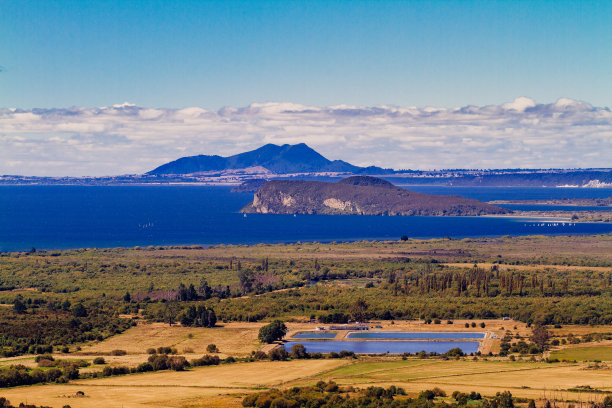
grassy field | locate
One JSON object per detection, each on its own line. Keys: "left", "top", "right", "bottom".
{"left": 80, "top": 322, "right": 263, "bottom": 357}
{"left": 550, "top": 345, "right": 612, "bottom": 361}
{"left": 0, "top": 359, "right": 348, "bottom": 408}
{"left": 2, "top": 357, "right": 611, "bottom": 408}
{"left": 443, "top": 262, "right": 612, "bottom": 273}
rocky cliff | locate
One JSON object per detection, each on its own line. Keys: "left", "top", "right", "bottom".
{"left": 241, "top": 176, "right": 512, "bottom": 216}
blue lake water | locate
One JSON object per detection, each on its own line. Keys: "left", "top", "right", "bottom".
{"left": 0, "top": 185, "right": 611, "bottom": 252}
{"left": 283, "top": 340, "right": 479, "bottom": 354}
{"left": 292, "top": 332, "right": 338, "bottom": 339}
{"left": 346, "top": 332, "right": 485, "bottom": 340}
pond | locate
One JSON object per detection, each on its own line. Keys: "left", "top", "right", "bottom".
{"left": 346, "top": 332, "right": 485, "bottom": 340}
{"left": 283, "top": 340, "right": 479, "bottom": 354}
{"left": 291, "top": 332, "right": 338, "bottom": 339}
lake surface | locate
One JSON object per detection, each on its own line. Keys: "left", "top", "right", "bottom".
{"left": 346, "top": 332, "right": 485, "bottom": 340}
{"left": 292, "top": 332, "right": 337, "bottom": 339}
{"left": 1, "top": 185, "right": 611, "bottom": 252}
{"left": 283, "top": 340, "right": 479, "bottom": 354}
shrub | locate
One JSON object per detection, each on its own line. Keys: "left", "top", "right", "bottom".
{"left": 37, "top": 359, "right": 55, "bottom": 368}
{"left": 290, "top": 344, "right": 308, "bottom": 359}
{"left": 445, "top": 347, "right": 464, "bottom": 357}
{"left": 324, "top": 381, "right": 339, "bottom": 392}
{"left": 191, "top": 355, "right": 220, "bottom": 367}
{"left": 148, "top": 354, "right": 170, "bottom": 370}
{"left": 168, "top": 356, "right": 189, "bottom": 371}
{"left": 268, "top": 347, "right": 289, "bottom": 361}
{"left": 110, "top": 349, "right": 126, "bottom": 356}
{"left": 62, "top": 364, "right": 80, "bottom": 380}
{"left": 35, "top": 355, "right": 54, "bottom": 363}
{"left": 432, "top": 387, "right": 447, "bottom": 397}
{"left": 102, "top": 366, "right": 129, "bottom": 376}
{"left": 456, "top": 392, "right": 469, "bottom": 405}
{"left": 419, "top": 390, "right": 436, "bottom": 400}
{"left": 206, "top": 344, "right": 219, "bottom": 353}
{"left": 135, "top": 362, "right": 154, "bottom": 372}
{"left": 338, "top": 350, "right": 356, "bottom": 358}
{"left": 92, "top": 357, "right": 105, "bottom": 365}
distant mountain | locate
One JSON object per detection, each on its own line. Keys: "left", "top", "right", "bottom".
{"left": 241, "top": 176, "right": 511, "bottom": 216}
{"left": 147, "top": 143, "right": 388, "bottom": 175}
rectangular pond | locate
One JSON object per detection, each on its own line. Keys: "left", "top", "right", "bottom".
{"left": 346, "top": 332, "right": 485, "bottom": 340}
{"left": 283, "top": 340, "right": 479, "bottom": 354}
{"left": 291, "top": 332, "right": 338, "bottom": 339}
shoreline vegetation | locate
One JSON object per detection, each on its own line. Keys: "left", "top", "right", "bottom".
{"left": 488, "top": 210, "right": 612, "bottom": 224}
{"left": 496, "top": 211, "right": 612, "bottom": 223}
{"left": 489, "top": 198, "right": 612, "bottom": 206}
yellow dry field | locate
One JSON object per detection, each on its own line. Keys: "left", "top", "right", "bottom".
{"left": 0, "top": 359, "right": 348, "bottom": 408}
{"left": 361, "top": 318, "right": 529, "bottom": 336}
{"left": 80, "top": 322, "right": 264, "bottom": 357}
{"left": 549, "top": 325, "right": 612, "bottom": 336}
{"left": 155, "top": 234, "right": 612, "bottom": 262}
{"left": 442, "top": 262, "right": 612, "bottom": 273}
{"left": 3, "top": 357, "right": 612, "bottom": 407}
{"left": 309, "top": 359, "right": 612, "bottom": 400}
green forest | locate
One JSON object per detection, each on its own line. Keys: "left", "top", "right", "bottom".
{"left": 1, "top": 235, "right": 611, "bottom": 358}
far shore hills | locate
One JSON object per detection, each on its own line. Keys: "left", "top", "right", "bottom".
{"left": 1, "top": 143, "right": 611, "bottom": 188}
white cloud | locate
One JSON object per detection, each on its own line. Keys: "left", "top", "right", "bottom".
{"left": 0, "top": 98, "right": 611, "bottom": 176}
{"left": 502, "top": 97, "right": 536, "bottom": 112}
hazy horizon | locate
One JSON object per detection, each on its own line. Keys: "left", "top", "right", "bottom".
{"left": 1, "top": 97, "right": 611, "bottom": 176}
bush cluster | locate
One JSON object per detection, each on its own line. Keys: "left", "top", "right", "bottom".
{"left": 242, "top": 382, "right": 508, "bottom": 408}
{"left": 0, "top": 363, "right": 79, "bottom": 388}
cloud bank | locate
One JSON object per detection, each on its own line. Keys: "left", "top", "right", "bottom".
{"left": 1, "top": 97, "right": 611, "bottom": 176}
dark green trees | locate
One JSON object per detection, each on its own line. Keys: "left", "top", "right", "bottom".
{"left": 12, "top": 296, "right": 26, "bottom": 314}
{"left": 258, "top": 320, "right": 287, "bottom": 343}
{"left": 180, "top": 305, "right": 217, "bottom": 327}
{"left": 351, "top": 298, "right": 368, "bottom": 322}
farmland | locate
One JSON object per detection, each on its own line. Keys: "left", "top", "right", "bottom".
{"left": 0, "top": 234, "right": 611, "bottom": 407}
{"left": 1, "top": 355, "right": 611, "bottom": 407}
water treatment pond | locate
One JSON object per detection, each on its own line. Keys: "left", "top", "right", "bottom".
{"left": 346, "top": 332, "right": 485, "bottom": 340}
{"left": 283, "top": 340, "right": 479, "bottom": 354}
{"left": 291, "top": 332, "right": 338, "bottom": 339}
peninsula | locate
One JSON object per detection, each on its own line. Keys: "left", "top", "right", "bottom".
{"left": 241, "top": 176, "right": 511, "bottom": 216}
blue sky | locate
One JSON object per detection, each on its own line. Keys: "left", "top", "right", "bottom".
{"left": 1, "top": 0, "right": 611, "bottom": 109}
{"left": 1, "top": 1, "right": 611, "bottom": 175}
